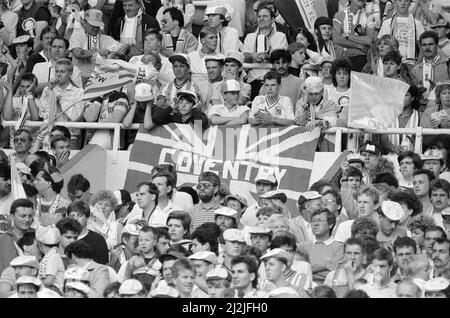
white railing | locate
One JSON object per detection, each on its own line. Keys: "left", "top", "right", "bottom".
{"left": 3, "top": 121, "right": 446, "bottom": 159}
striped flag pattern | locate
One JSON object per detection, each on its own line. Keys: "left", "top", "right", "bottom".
{"left": 83, "top": 69, "right": 136, "bottom": 102}
{"left": 124, "top": 123, "right": 321, "bottom": 215}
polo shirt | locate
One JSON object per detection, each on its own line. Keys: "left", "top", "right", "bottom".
{"left": 188, "top": 201, "right": 221, "bottom": 232}
{"left": 249, "top": 95, "right": 295, "bottom": 120}
{"left": 148, "top": 200, "right": 181, "bottom": 227}
{"left": 333, "top": 219, "right": 354, "bottom": 243}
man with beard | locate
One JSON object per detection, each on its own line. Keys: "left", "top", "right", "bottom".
{"left": 429, "top": 179, "right": 450, "bottom": 229}
{"left": 0, "top": 165, "right": 13, "bottom": 215}
{"left": 188, "top": 172, "right": 221, "bottom": 232}
{"left": 376, "top": 201, "right": 407, "bottom": 251}
{"left": 241, "top": 171, "right": 278, "bottom": 227}
{"left": 0, "top": 199, "right": 35, "bottom": 274}
{"left": 259, "top": 49, "right": 303, "bottom": 106}
{"left": 431, "top": 238, "right": 450, "bottom": 278}
{"left": 411, "top": 31, "right": 450, "bottom": 92}
{"left": 391, "top": 237, "right": 417, "bottom": 282}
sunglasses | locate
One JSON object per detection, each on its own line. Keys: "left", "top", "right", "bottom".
{"left": 13, "top": 137, "right": 29, "bottom": 143}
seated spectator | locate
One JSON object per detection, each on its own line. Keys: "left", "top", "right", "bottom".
{"left": 378, "top": 0, "right": 424, "bottom": 64}
{"left": 164, "top": 88, "right": 208, "bottom": 129}
{"left": 295, "top": 76, "right": 337, "bottom": 131}
{"left": 69, "top": 9, "right": 121, "bottom": 85}
{"left": 110, "top": 0, "right": 160, "bottom": 58}
{"left": 248, "top": 71, "right": 295, "bottom": 127}
{"left": 67, "top": 174, "right": 92, "bottom": 204}
{"left": 25, "top": 27, "right": 57, "bottom": 73}
{"left": 9, "top": 129, "right": 34, "bottom": 164}
{"left": 209, "top": 80, "right": 249, "bottom": 126}
{"left": 160, "top": 7, "right": 198, "bottom": 57}
{"left": 362, "top": 34, "right": 399, "bottom": 77}
{"left": 202, "top": 5, "right": 239, "bottom": 54}
{"left": 382, "top": 50, "right": 415, "bottom": 85}
{"left": 50, "top": 135, "right": 70, "bottom": 169}
{"left": 55, "top": 217, "right": 81, "bottom": 269}
{"left": 243, "top": 5, "right": 288, "bottom": 99}
{"left": 421, "top": 82, "right": 450, "bottom": 129}
{"left": 222, "top": 51, "right": 251, "bottom": 106}
{"left": 38, "top": 58, "right": 85, "bottom": 149}
{"left": 321, "top": 57, "right": 334, "bottom": 91}
{"left": 33, "top": 37, "right": 82, "bottom": 91}
{"left": 287, "top": 42, "right": 307, "bottom": 80}
{"left": 259, "top": 49, "right": 303, "bottom": 107}
{"left": 129, "top": 29, "right": 175, "bottom": 86}
{"left": 156, "top": 0, "right": 195, "bottom": 33}
{"left": 188, "top": 27, "right": 218, "bottom": 83}
{"left": 327, "top": 59, "right": 352, "bottom": 127}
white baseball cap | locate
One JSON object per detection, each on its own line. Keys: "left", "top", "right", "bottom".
{"left": 134, "top": 83, "right": 153, "bottom": 102}
{"left": 255, "top": 171, "right": 277, "bottom": 184}
{"left": 122, "top": 223, "right": 141, "bottom": 236}
{"left": 16, "top": 276, "right": 42, "bottom": 288}
{"left": 206, "top": 266, "right": 229, "bottom": 280}
{"left": 214, "top": 206, "right": 239, "bottom": 220}
{"left": 188, "top": 251, "right": 218, "bottom": 265}
{"left": 64, "top": 266, "right": 90, "bottom": 281}
{"left": 303, "top": 76, "right": 324, "bottom": 93}
{"left": 119, "top": 279, "right": 144, "bottom": 296}
{"left": 221, "top": 79, "right": 240, "bottom": 93}
{"left": 225, "top": 51, "right": 244, "bottom": 67}
{"left": 424, "top": 277, "right": 450, "bottom": 292}
{"left": 223, "top": 229, "right": 245, "bottom": 243}
{"left": 150, "top": 285, "right": 179, "bottom": 298}
{"left": 65, "top": 282, "right": 91, "bottom": 296}
{"left": 36, "top": 226, "right": 61, "bottom": 245}
{"left": 10, "top": 256, "right": 39, "bottom": 269}
{"left": 421, "top": 149, "right": 444, "bottom": 161}
{"left": 260, "top": 248, "right": 291, "bottom": 263}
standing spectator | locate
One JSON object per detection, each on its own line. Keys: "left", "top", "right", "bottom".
{"left": 16, "top": 0, "right": 51, "bottom": 50}
{"left": 150, "top": 172, "right": 182, "bottom": 226}
{"left": 396, "top": 151, "right": 423, "bottom": 189}
{"left": 156, "top": 0, "right": 195, "bottom": 33}
{"left": 428, "top": 179, "right": 450, "bottom": 229}
{"left": 298, "top": 208, "right": 344, "bottom": 284}
{"left": 332, "top": 0, "right": 376, "bottom": 71}
{"left": 171, "top": 258, "right": 195, "bottom": 298}
{"left": 287, "top": 42, "right": 307, "bottom": 80}
{"left": 231, "top": 255, "right": 268, "bottom": 298}
{"left": 55, "top": 218, "right": 81, "bottom": 269}
{"left": 0, "top": 0, "right": 18, "bottom": 46}
{"left": 327, "top": 59, "right": 352, "bottom": 127}
{"left": 248, "top": 72, "right": 295, "bottom": 127}
{"left": 110, "top": 0, "right": 160, "bottom": 58}
{"left": 222, "top": 51, "right": 251, "bottom": 106}
{"left": 197, "top": 54, "right": 224, "bottom": 112}
{"left": 67, "top": 174, "right": 92, "bottom": 204}
{"left": 243, "top": 5, "right": 288, "bottom": 99}
{"left": 314, "top": 16, "right": 345, "bottom": 60}
{"left": 160, "top": 7, "right": 197, "bottom": 57}
{"left": 188, "top": 27, "right": 218, "bottom": 82}
{"left": 378, "top": 0, "right": 425, "bottom": 64}
{"left": 359, "top": 248, "right": 397, "bottom": 297}
{"left": 65, "top": 240, "right": 111, "bottom": 298}
{"left": 188, "top": 172, "right": 221, "bottom": 232}
{"left": 108, "top": 223, "right": 140, "bottom": 275}
{"left": 289, "top": 191, "right": 322, "bottom": 244}
{"left": 25, "top": 27, "right": 57, "bottom": 73}
{"left": 362, "top": 34, "right": 399, "bottom": 76}
{"left": 424, "top": 225, "right": 447, "bottom": 259}
{"left": 9, "top": 129, "right": 34, "bottom": 164}
{"left": 430, "top": 18, "right": 450, "bottom": 58}
{"left": 67, "top": 201, "right": 109, "bottom": 265}
{"left": 221, "top": 229, "right": 246, "bottom": 274}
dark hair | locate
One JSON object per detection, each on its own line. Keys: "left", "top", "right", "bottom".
{"left": 413, "top": 169, "right": 435, "bottom": 183}
{"left": 191, "top": 222, "right": 220, "bottom": 255}
{"left": 38, "top": 169, "right": 63, "bottom": 193}
{"left": 419, "top": 30, "right": 439, "bottom": 45}
{"left": 144, "top": 28, "right": 163, "bottom": 42}
{"left": 309, "top": 180, "right": 333, "bottom": 193}
{"left": 407, "top": 85, "right": 424, "bottom": 110}
{"left": 373, "top": 172, "right": 399, "bottom": 188}
{"left": 231, "top": 255, "right": 259, "bottom": 289}
{"left": 397, "top": 151, "right": 423, "bottom": 169}
{"left": 389, "top": 189, "right": 422, "bottom": 218}
{"left": 198, "top": 171, "right": 220, "bottom": 187}
{"left": 0, "top": 164, "right": 11, "bottom": 181}
{"left": 166, "top": 244, "right": 190, "bottom": 257}
{"left": 296, "top": 27, "right": 317, "bottom": 52}
{"left": 167, "top": 211, "right": 191, "bottom": 238}
{"left": 263, "top": 71, "right": 282, "bottom": 84}
{"left": 23, "top": 184, "right": 38, "bottom": 199}
{"left": 331, "top": 59, "right": 352, "bottom": 87}
{"left": 344, "top": 237, "right": 363, "bottom": 251}
{"left": 56, "top": 217, "right": 82, "bottom": 235}
{"left": 10, "top": 198, "right": 34, "bottom": 215}
{"left": 19, "top": 73, "right": 37, "bottom": 85}
{"left": 269, "top": 49, "right": 292, "bottom": 64}
{"left": 351, "top": 217, "right": 379, "bottom": 238}
{"left": 433, "top": 238, "right": 450, "bottom": 253}
{"left": 40, "top": 26, "right": 57, "bottom": 40}
{"left": 51, "top": 125, "right": 71, "bottom": 139}
{"left": 407, "top": 215, "right": 435, "bottom": 232}
{"left": 67, "top": 174, "right": 90, "bottom": 194}
{"left": 151, "top": 164, "right": 177, "bottom": 186}
{"left": 287, "top": 41, "right": 306, "bottom": 55}
{"left": 429, "top": 179, "right": 450, "bottom": 198}
{"left": 393, "top": 237, "right": 417, "bottom": 254}
{"left": 65, "top": 240, "right": 94, "bottom": 259}
{"left": 347, "top": 166, "right": 363, "bottom": 180}
{"left": 51, "top": 37, "right": 69, "bottom": 49}
{"left": 154, "top": 227, "right": 170, "bottom": 242}
{"left": 136, "top": 182, "right": 159, "bottom": 206}
{"left": 373, "top": 248, "right": 394, "bottom": 266}
{"left": 103, "top": 282, "right": 121, "bottom": 297}
{"left": 67, "top": 200, "right": 91, "bottom": 218}
{"left": 178, "top": 186, "right": 199, "bottom": 205}
{"left": 34, "top": 151, "right": 56, "bottom": 168}
{"left": 343, "top": 289, "right": 370, "bottom": 298}
{"left": 163, "top": 7, "right": 184, "bottom": 28}
{"left": 311, "top": 208, "right": 336, "bottom": 235}
{"left": 269, "top": 234, "right": 297, "bottom": 251}
{"left": 311, "top": 285, "right": 337, "bottom": 298}
{"left": 256, "top": 5, "right": 275, "bottom": 18}
{"left": 382, "top": 50, "right": 402, "bottom": 65}
{"left": 425, "top": 225, "right": 447, "bottom": 239}
{"left": 50, "top": 135, "right": 70, "bottom": 149}
{"left": 171, "top": 258, "right": 195, "bottom": 278}
{"left": 314, "top": 16, "right": 333, "bottom": 55}
{"left": 152, "top": 172, "right": 175, "bottom": 200}
{"left": 17, "top": 231, "right": 36, "bottom": 250}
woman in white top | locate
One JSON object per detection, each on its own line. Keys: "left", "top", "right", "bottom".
{"left": 88, "top": 190, "right": 123, "bottom": 251}
{"left": 327, "top": 59, "right": 352, "bottom": 127}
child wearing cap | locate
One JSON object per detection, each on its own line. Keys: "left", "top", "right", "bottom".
{"left": 205, "top": 266, "right": 231, "bottom": 298}
{"left": 223, "top": 51, "right": 251, "bottom": 105}
{"left": 168, "top": 89, "right": 209, "bottom": 129}
{"left": 16, "top": 276, "right": 41, "bottom": 298}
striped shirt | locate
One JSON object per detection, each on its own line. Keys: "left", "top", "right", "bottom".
{"left": 188, "top": 201, "right": 221, "bottom": 232}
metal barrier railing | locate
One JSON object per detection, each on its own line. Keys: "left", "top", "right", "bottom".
{"left": 3, "top": 121, "right": 445, "bottom": 161}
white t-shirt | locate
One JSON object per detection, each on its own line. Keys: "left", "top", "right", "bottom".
{"left": 326, "top": 86, "right": 351, "bottom": 119}
{"left": 208, "top": 104, "right": 250, "bottom": 118}
{"left": 333, "top": 219, "right": 354, "bottom": 243}
{"left": 250, "top": 95, "right": 295, "bottom": 120}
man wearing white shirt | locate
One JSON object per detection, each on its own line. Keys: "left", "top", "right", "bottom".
{"left": 150, "top": 172, "right": 182, "bottom": 227}
{"left": 129, "top": 29, "right": 175, "bottom": 86}
{"left": 32, "top": 37, "right": 82, "bottom": 90}
{"left": 288, "top": 192, "right": 321, "bottom": 244}
{"left": 202, "top": 5, "right": 239, "bottom": 54}
{"left": 188, "top": 26, "right": 218, "bottom": 83}
{"left": 209, "top": 79, "right": 249, "bottom": 126}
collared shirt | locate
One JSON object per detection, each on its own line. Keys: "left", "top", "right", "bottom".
{"left": 148, "top": 200, "right": 181, "bottom": 227}
{"left": 250, "top": 95, "right": 295, "bottom": 120}
{"left": 288, "top": 215, "right": 314, "bottom": 244}
{"left": 188, "top": 201, "right": 221, "bottom": 232}
{"left": 259, "top": 74, "right": 303, "bottom": 107}
{"left": 208, "top": 104, "right": 250, "bottom": 119}
{"left": 312, "top": 237, "right": 335, "bottom": 245}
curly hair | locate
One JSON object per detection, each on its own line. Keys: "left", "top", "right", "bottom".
{"left": 331, "top": 59, "right": 352, "bottom": 87}
{"left": 351, "top": 217, "right": 379, "bottom": 238}
{"left": 435, "top": 83, "right": 450, "bottom": 108}
{"left": 389, "top": 189, "right": 423, "bottom": 217}
{"left": 406, "top": 214, "right": 435, "bottom": 232}
{"left": 369, "top": 157, "right": 395, "bottom": 180}
{"left": 91, "top": 190, "right": 118, "bottom": 208}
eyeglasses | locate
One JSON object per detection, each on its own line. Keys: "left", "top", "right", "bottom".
{"left": 13, "top": 137, "right": 29, "bottom": 143}
{"left": 311, "top": 218, "right": 328, "bottom": 224}
{"left": 197, "top": 183, "right": 214, "bottom": 189}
